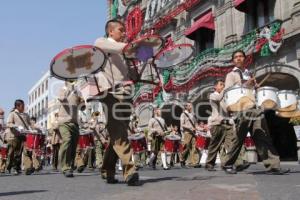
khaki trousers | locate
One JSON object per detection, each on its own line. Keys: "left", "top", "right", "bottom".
{"left": 23, "top": 149, "right": 41, "bottom": 170}
{"left": 101, "top": 93, "right": 135, "bottom": 181}
{"left": 206, "top": 123, "right": 246, "bottom": 168}
{"left": 59, "top": 123, "right": 79, "bottom": 172}
{"left": 6, "top": 138, "right": 23, "bottom": 171}
{"left": 180, "top": 131, "right": 200, "bottom": 166}
{"left": 95, "top": 140, "right": 106, "bottom": 168}
{"left": 223, "top": 109, "right": 280, "bottom": 170}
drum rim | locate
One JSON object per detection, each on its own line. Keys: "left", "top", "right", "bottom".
{"left": 50, "top": 45, "right": 106, "bottom": 81}
{"left": 277, "top": 90, "right": 297, "bottom": 95}
{"left": 154, "top": 43, "right": 194, "bottom": 68}
{"left": 165, "top": 134, "right": 181, "bottom": 140}
{"left": 257, "top": 86, "right": 279, "bottom": 92}
{"left": 123, "top": 34, "right": 164, "bottom": 60}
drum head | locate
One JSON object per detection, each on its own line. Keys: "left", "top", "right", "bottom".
{"left": 50, "top": 45, "right": 106, "bottom": 80}
{"left": 154, "top": 44, "right": 194, "bottom": 69}
{"left": 165, "top": 134, "right": 181, "bottom": 141}
{"left": 129, "top": 133, "right": 145, "bottom": 140}
{"left": 123, "top": 35, "right": 163, "bottom": 62}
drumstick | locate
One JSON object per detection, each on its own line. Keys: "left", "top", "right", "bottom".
{"left": 257, "top": 73, "right": 271, "bottom": 87}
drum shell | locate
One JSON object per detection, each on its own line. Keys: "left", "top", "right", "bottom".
{"left": 277, "top": 90, "right": 297, "bottom": 111}
{"left": 78, "top": 134, "right": 95, "bottom": 149}
{"left": 196, "top": 135, "right": 210, "bottom": 150}
{"left": 0, "top": 145, "right": 8, "bottom": 160}
{"left": 256, "top": 86, "right": 279, "bottom": 109}
{"left": 164, "top": 136, "right": 181, "bottom": 153}
{"left": 224, "top": 86, "right": 255, "bottom": 111}
{"left": 25, "top": 133, "right": 45, "bottom": 150}
{"left": 129, "top": 136, "right": 147, "bottom": 153}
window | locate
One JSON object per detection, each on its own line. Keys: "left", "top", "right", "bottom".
{"left": 45, "top": 97, "right": 48, "bottom": 109}
{"left": 245, "top": 0, "right": 275, "bottom": 32}
{"left": 45, "top": 80, "right": 48, "bottom": 90}
{"left": 42, "top": 83, "right": 44, "bottom": 94}
{"left": 38, "top": 103, "right": 40, "bottom": 117}
{"left": 195, "top": 29, "right": 215, "bottom": 53}
{"left": 185, "top": 10, "right": 215, "bottom": 54}
{"left": 41, "top": 100, "right": 44, "bottom": 115}
{"left": 38, "top": 87, "right": 40, "bottom": 97}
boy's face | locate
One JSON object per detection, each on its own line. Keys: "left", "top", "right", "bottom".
{"left": 214, "top": 81, "right": 224, "bottom": 93}
{"left": 17, "top": 104, "right": 25, "bottom": 113}
{"left": 233, "top": 52, "right": 246, "bottom": 69}
{"left": 109, "top": 23, "right": 125, "bottom": 42}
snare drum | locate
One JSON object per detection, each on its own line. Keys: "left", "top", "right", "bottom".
{"left": 224, "top": 85, "right": 255, "bottom": 112}
{"left": 25, "top": 132, "right": 45, "bottom": 151}
{"left": 164, "top": 135, "right": 181, "bottom": 153}
{"left": 78, "top": 130, "right": 95, "bottom": 150}
{"left": 196, "top": 134, "right": 210, "bottom": 150}
{"left": 128, "top": 133, "right": 147, "bottom": 153}
{"left": 277, "top": 90, "right": 298, "bottom": 112}
{"left": 256, "top": 86, "right": 279, "bottom": 110}
{"left": 0, "top": 144, "right": 8, "bottom": 160}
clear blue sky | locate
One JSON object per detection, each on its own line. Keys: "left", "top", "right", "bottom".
{"left": 0, "top": 0, "right": 107, "bottom": 117}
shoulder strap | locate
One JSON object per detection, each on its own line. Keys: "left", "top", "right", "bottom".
{"left": 154, "top": 118, "right": 167, "bottom": 132}
{"left": 184, "top": 112, "right": 196, "bottom": 129}
{"left": 15, "top": 112, "right": 30, "bottom": 130}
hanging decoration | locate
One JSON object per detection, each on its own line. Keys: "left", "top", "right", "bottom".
{"left": 110, "top": 0, "right": 140, "bottom": 18}
{"left": 126, "top": 7, "right": 143, "bottom": 40}
{"left": 146, "top": 0, "right": 201, "bottom": 33}
{"left": 133, "top": 20, "right": 284, "bottom": 107}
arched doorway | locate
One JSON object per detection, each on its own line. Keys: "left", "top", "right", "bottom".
{"left": 255, "top": 64, "right": 300, "bottom": 161}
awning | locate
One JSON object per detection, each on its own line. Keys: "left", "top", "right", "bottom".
{"left": 234, "top": 0, "right": 248, "bottom": 12}
{"left": 184, "top": 11, "right": 215, "bottom": 38}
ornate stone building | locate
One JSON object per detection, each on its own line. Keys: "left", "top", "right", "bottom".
{"left": 108, "top": 0, "right": 300, "bottom": 161}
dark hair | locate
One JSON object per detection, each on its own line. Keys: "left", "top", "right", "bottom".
{"left": 231, "top": 50, "right": 246, "bottom": 61}
{"left": 105, "top": 19, "right": 124, "bottom": 37}
{"left": 30, "top": 117, "right": 37, "bottom": 122}
{"left": 184, "top": 101, "right": 192, "bottom": 109}
{"left": 213, "top": 79, "right": 224, "bottom": 86}
{"left": 12, "top": 99, "right": 24, "bottom": 112}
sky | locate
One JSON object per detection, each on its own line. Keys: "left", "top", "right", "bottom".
{"left": 0, "top": 0, "right": 107, "bottom": 117}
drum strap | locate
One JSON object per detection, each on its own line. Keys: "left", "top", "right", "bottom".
{"left": 154, "top": 118, "right": 167, "bottom": 132}
{"left": 184, "top": 112, "right": 196, "bottom": 129}
{"left": 15, "top": 112, "right": 30, "bottom": 130}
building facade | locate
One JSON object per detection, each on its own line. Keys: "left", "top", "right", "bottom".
{"left": 27, "top": 71, "right": 64, "bottom": 132}
{"left": 108, "top": 0, "right": 300, "bottom": 161}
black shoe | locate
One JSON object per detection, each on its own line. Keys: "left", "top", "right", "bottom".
{"left": 180, "top": 161, "right": 187, "bottom": 168}
{"left": 266, "top": 168, "right": 290, "bottom": 175}
{"left": 163, "top": 167, "right": 170, "bottom": 170}
{"left": 77, "top": 166, "right": 85, "bottom": 173}
{"left": 222, "top": 166, "right": 237, "bottom": 174}
{"left": 236, "top": 163, "right": 251, "bottom": 172}
{"left": 25, "top": 168, "right": 35, "bottom": 175}
{"left": 126, "top": 172, "right": 139, "bottom": 186}
{"left": 63, "top": 170, "right": 74, "bottom": 178}
{"left": 107, "top": 177, "right": 119, "bottom": 184}
{"left": 192, "top": 164, "right": 202, "bottom": 168}
{"left": 205, "top": 165, "right": 216, "bottom": 171}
